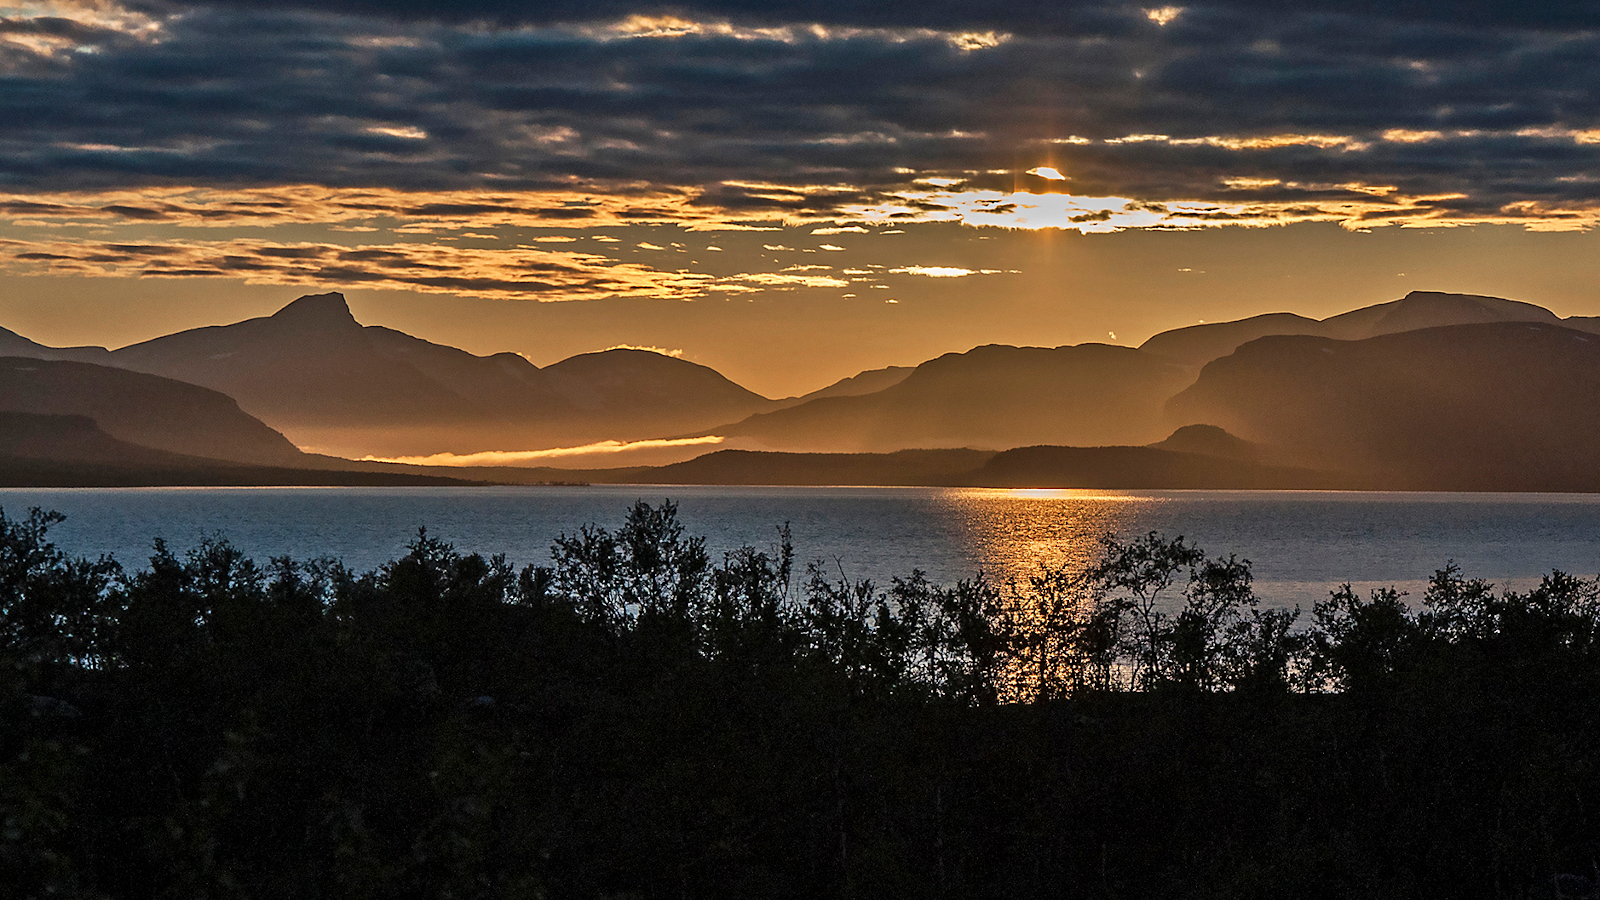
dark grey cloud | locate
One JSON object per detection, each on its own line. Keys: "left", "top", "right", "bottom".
{"left": 134, "top": 0, "right": 1600, "bottom": 32}
{"left": 0, "top": 0, "right": 1598, "bottom": 223}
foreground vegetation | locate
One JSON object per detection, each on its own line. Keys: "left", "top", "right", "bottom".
{"left": 5, "top": 502, "right": 1600, "bottom": 898}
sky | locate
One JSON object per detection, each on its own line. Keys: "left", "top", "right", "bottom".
{"left": 2, "top": 0, "right": 1599, "bottom": 397}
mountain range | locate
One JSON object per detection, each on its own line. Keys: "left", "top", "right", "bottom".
{"left": 4, "top": 288, "right": 1600, "bottom": 490}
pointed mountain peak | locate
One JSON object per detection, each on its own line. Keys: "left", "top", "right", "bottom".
{"left": 270, "top": 292, "right": 360, "bottom": 329}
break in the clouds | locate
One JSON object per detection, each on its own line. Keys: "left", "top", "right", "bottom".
{"left": 2, "top": 0, "right": 1599, "bottom": 297}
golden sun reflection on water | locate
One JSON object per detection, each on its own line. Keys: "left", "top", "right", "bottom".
{"left": 933, "top": 489, "right": 1161, "bottom": 589}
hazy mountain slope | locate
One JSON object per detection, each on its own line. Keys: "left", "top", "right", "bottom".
{"left": 1138, "top": 313, "right": 1322, "bottom": 367}
{"left": 0, "top": 326, "right": 113, "bottom": 364}
{"left": 712, "top": 343, "right": 1196, "bottom": 452}
{"left": 1318, "top": 291, "right": 1563, "bottom": 339}
{"left": 101, "top": 292, "right": 778, "bottom": 456}
{"left": 1141, "top": 291, "right": 1571, "bottom": 367}
{"left": 540, "top": 348, "right": 776, "bottom": 436}
{"left": 110, "top": 294, "right": 484, "bottom": 428}
{"left": 1561, "top": 316, "right": 1600, "bottom": 336}
{"left": 0, "top": 357, "right": 306, "bottom": 467}
{"left": 1166, "top": 322, "right": 1600, "bottom": 490}
{"left": 0, "top": 410, "right": 478, "bottom": 486}
{"left": 787, "top": 366, "right": 915, "bottom": 403}
{"left": 0, "top": 411, "right": 201, "bottom": 466}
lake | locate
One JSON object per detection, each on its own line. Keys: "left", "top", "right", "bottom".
{"left": 4, "top": 485, "right": 1600, "bottom": 608}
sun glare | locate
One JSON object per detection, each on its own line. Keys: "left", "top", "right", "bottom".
{"left": 1144, "top": 7, "right": 1183, "bottom": 26}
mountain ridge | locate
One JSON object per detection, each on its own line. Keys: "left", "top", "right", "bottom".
{"left": 1139, "top": 290, "right": 1595, "bottom": 366}
{"left": 4, "top": 288, "right": 1600, "bottom": 489}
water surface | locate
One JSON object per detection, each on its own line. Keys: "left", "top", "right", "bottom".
{"left": 4, "top": 485, "right": 1599, "bottom": 607}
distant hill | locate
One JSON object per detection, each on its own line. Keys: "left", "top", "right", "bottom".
{"left": 466, "top": 428, "right": 1331, "bottom": 489}
{"left": 967, "top": 444, "right": 1337, "bottom": 490}
{"left": 1148, "top": 423, "right": 1263, "bottom": 461}
{"left": 1137, "top": 313, "right": 1324, "bottom": 369}
{"left": 1167, "top": 321, "right": 1600, "bottom": 490}
{"left": 708, "top": 343, "right": 1195, "bottom": 453}
{"left": 538, "top": 347, "right": 774, "bottom": 438}
{"left": 0, "top": 357, "right": 306, "bottom": 467}
{"left": 601, "top": 448, "right": 996, "bottom": 486}
{"left": 1141, "top": 291, "right": 1581, "bottom": 366}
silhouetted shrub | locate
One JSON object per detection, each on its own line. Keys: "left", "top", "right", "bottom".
{"left": 4, "top": 501, "right": 1600, "bottom": 898}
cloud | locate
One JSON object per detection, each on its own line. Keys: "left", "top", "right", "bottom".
{"left": 888, "top": 265, "right": 1008, "bottom": 277}
{"left": 0, "top": 0, "right": 1597, "bottom": 252}
{"left": 0, "top": 236, "right": 739, "bottom": 300}
{"left": 602, "top": 343, "right": 683, "bottom": 357}
{"left": 362, "top": 435, "right": 724, "bottom": 466}
{"left": 735, "top": 272, "right": 849, "bottom": 288}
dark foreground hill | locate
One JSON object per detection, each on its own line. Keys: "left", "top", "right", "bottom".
{"left": 1168, "top": 321, "right": 1600, "bottom": 490}
{"left": 0, "top": 356, "right": 307, "bottom": 467}
{"left": 0, "top": 411, "right": 481, "bottom": 486}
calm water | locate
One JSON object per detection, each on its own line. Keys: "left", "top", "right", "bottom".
{"left": 4, "top": 485, "right": 1600, "bottom": 608}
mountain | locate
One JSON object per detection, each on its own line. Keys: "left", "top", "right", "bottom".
{"left": 460, "top": 427, "right": 1327, "bottom": 489}
{"left": 1137, "top": 313, "right": 1324, "bottom": 368}
{"left": 706, "top": 343, "right": 1196, "bottom": 453}
{"left": 786, "top": 366, "right": 915, "bottom": 403}
{"left": 1166, "top": 322, "right": 1600, "bottom": 490}
{"left": 538, "top": 348, "right": 773, "bottom": 437}
{"left": 1148, "top": 423, "right": 1262, "bottom": 461}
{"left": 103, "top": 293, "right": 778, "bottom": 457}
{"left": 966, "top": 444, "right": 1336, "bottom": 490}
{"left": 0, "top": 357, "right": 306, "bottom": 466}
{"left": 0, "top": 411, "right": 199, "bottom": 467}
{"left": 1141, "top": 291, "right": 1575, "bottom": 366}
{"left": 0, "top": 410, "right": 478, "bottom": 487}
{"left": 0, "top": 326, "right": 113, "bottom": 364}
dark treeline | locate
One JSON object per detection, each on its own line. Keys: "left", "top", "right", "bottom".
{"left": 5, "top": 502, "right": 1600, "bottom": 899}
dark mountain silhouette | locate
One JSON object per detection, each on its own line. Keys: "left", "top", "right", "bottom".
{"left": 707, "top": 343, "right": 1196, "bottom": 453}
{"left": 101, "top": 293, "right": 777, "bottom": 457}
{"left": 1141, "top": 291, "right": 1574, "bottom": 366}
{"left": 1149, "top": 423, "right": 1263, "bottom": 461}
{"left": 1167, "top": 321, "right": 1600, "bottom": 490}
{"left": 0, "top": 410, "right": 479, "bottom": 487}
{"left": 967, "top": 444, "right": 1336, "bottom": 489}
{"left": 589, "top": 447, "right": 996, "bottom": 486}
{"left": 471, "top": 426, "right": 1326, "bottom": 488}
{"left": 0, "top": 357, "right": 306, "bottom": 467}
{"left": 0, "top": 411, "right": 198, "bottom": 466}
